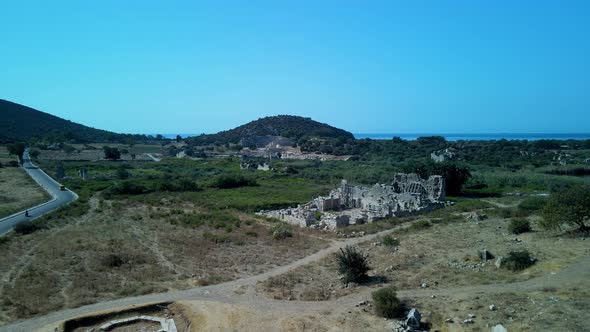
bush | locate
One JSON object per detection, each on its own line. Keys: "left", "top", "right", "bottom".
{"left": 102, "top": 254, "right": 126, "bottom": 268}
{"left": 517, "top": 197, "right": 547, "bottom": 216}
{"left": 107, "top": 180, "right": 149, "bottom": 196}
{"left": 381, "top": 234, "right": 399, "bottom": 247}
{"left": 14, "top": 220, "right": 46, "bottom": 235}
{"left": 336, "top": 246, "right": 370, "bottom": 283}
{"left": 372, "top": 286, "right": 404, "bottom": 318}
{"left": 508, "top": 218, "right": 531, "bottom": 234}
{"left": 211, "top": 174, "right": 258, "bottom": 189}
{"left": 158, "top": 179, "right": 201, "bottom": 192}
{"left": 271, "top": 224, "right": 293, "bottom": 240}
{"left": 409, "top": 220, "right": 431, "bottom": 231}
{"left": 202, "top": 231, "right": 231, "bottom": 243}
{"left": 503, "top": 250, "right": 535, "bottom": 271}
{"left": 541, "top": 184, "right": 590, "bottom": 232}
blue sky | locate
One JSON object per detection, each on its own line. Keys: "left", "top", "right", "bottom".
{"left": 1, "top": 1, "right": 589, "bottom": 134}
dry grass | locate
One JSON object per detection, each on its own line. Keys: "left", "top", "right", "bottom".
{"left": 0, "top": 167, "right": 50, "bottom": 218}
{"left": 258, "top": 212, "right": 589, "bottom": 300}
{"left": 0, "top": 198, "right": 328, "bottom": 324}
{"left": 0, "top": 146, "right": 16, "bottom": 164}
{"left": 411, "top": 286, "right": 590, "bottom": 332}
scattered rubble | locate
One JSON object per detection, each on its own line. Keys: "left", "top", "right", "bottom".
{"left": 492, "top": 324, "right": 509, "bottom": 332}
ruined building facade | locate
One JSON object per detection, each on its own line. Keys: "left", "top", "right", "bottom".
{"left": 259, "top": 173, "right": 446, "bottom": 230}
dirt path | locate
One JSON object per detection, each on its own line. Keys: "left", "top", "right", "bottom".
{"left": 1, "top": 227, "right": 588, "bottom": 332}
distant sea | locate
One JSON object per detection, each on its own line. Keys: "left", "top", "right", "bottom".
{"left": 160, "top": 133, "right": 590, "bottom": 141}
{"left": 353, "top": 133, "right": 590, "bottom": 141}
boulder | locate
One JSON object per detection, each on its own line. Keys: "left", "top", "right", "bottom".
{"left": 479, "top": 249, "right": 494, "bottom": 262}
{"left": 495, "top": 256, "right": 504, "bottom": 269}
{"left": 492, "top": 324, "right": 508, "bottom": 332}
{"left": 466, "top": 212, "right": 487, "bottom": 222}
{"left": 405, "top": 308, "right": 422, "bottom": 329}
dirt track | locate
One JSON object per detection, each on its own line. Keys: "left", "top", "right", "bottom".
{"left": 1, "top": 227, "right": 588, "bottom": 331}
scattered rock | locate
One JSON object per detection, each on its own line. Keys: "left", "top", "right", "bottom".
{"left": 421, "top": 283, "right": 428, "bottom": 288}
{"left": 445, "top": 318, "right": 454, "bottom": 323}
{"left": 463, "top": 319, "right": 474, "bottom": 324}
{"left": 468, "top": 313, "right": 476, "bottom": 318}
{"left": 492, "top": 324, "right": 509, "bottom": 332}
{"left": 466, "top": 212, "right": 487, "bottom": 222}
{"left": 479, "top": 249, "right": 494, "bottom": 262}
{"left": 489, "top": 304, "right": 497, "bottom": 311}
{"left": 495, "top": 256, "right": 504, "bottom": 269}
{"left": 405, "top": 308, "right": 422, "bottom": 329}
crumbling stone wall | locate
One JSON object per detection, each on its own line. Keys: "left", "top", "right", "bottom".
{"left": 259, "top": 173, "right": 446, "bottom": 230}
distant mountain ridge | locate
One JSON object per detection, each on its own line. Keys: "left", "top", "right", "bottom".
{"left": 0, "top": 99, "right": 145, "bottom": 143}
{"left": 188, "top": 115, "right": 354, "bottom": 146}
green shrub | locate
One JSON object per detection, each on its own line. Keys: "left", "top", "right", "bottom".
{"left": 314, "top": 211, "right": 322, "bottom": 221}
{"left": 409, "top": 220, "right": 431, "bottom": 231}
{"left": 158, "top": 179, "right": 201, "bottom": 192}
{"left": 336, "top": 246, "right": 370, "bottom": 283}
{"left": 14, "top": 220, "right": 46, "bottom": 235}
{"left": 508, "top": 218, "right": 531, "bottom": 234}
{"left": 517, "top": 197, "right": 547, "bottom": 216}
{"left": 107, "top": 180, "right": 150, "bottom": 196}
{"left": 372, "top": 286, "right": 404, "bottom": 318}
{"left": 211, "top": 174, "right": 258, "bottom": 189}
{"left": 202, "top": 231, "right": 231, "bottom": 243}
{"left": 503, "top": 250, "right": 535, "bottom": 271}
{"left": 271, "top": 224, "right": 293, "bottom": 240}
{"left": 381, "top": 234, "right": 399, "bottom": 247}
{"left": 101, "top": 254, "right": 127, "bottom": 268}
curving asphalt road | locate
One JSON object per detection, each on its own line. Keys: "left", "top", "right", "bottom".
{"left": 0, "top": 150, "right": 78, "bottom": 236}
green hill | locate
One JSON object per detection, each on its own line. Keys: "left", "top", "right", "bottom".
{"left": 0, "top": 99, "right": 145, "bottom": 143}
{"left": 188, "top": 115, "right": 355, "bottom": 149}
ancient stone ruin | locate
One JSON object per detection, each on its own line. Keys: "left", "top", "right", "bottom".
{"left": 259, "top": 173, "right": 445, "bottom": 230}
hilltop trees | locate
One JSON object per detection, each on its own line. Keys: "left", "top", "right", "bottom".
{"left": 541, "top": 184, "right": 590, "bottom": 233}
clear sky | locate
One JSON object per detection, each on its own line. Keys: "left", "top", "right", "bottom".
{"left": 1, "top": 1, "right": 589, "bottom": 134}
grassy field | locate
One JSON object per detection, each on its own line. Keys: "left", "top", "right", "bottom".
{"left": 0, "top": 167, "right": 50, "bottom": 219}
{"left": 0, "top": 146, "right": 16, "bottom": 164}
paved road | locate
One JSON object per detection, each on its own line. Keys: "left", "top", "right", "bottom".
{"left": 0, "top": 150, "right": 78, "bottom": 236}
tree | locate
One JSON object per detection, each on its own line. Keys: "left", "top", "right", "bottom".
{"left": 116, "top": 165, "right": 130, "bottom": 179}
{"left": 55, "top": 163, "right": 65, "bottom": 179}
{"left": 336, "top": 246, "right": 370, "bottom": 283}
{"left": 63, "top": 144, "right": 76, "bottom": 155}
{"left": 541, "top": 184, "right": 590, "bottom": 232}
{"left": 7, "top": 143, "right": 25, "bottom": 160}
{"left": 29, "top": 149, "right": 40, "bottom": 159}
{"left": 103, "top": 146, "right": 121, "bottom": 160}
{"left": 176, "top": 135, "right": 182, "bottom": 142}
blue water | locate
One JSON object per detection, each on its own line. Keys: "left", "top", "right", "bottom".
{"left": 157, "top": 133, "right": 590, "bottom": 141}
{"left": 354, "top": 133, "right": 590, "bottom": 141}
